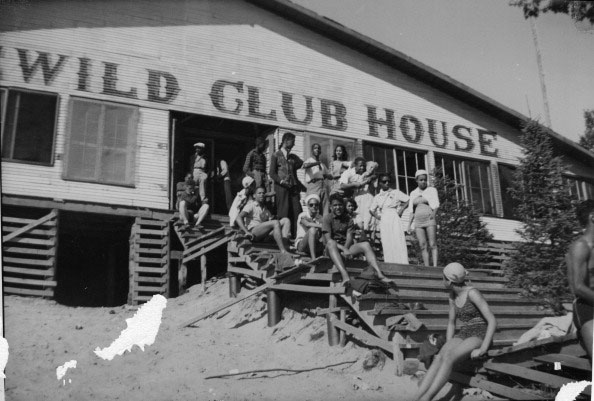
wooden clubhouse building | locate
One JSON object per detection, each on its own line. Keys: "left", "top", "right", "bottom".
{"left": 1, "top": 0, "right": 594, "bottom": 307}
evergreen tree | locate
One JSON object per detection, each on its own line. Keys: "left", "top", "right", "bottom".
{"left": 505, "top": 120, "right": 578, "bottom": 311}
{"left": 578, "top": 109, "right": 594, "bottom": 152}
{"left": 410, "top": 169, "right": 493, "bottom": 268}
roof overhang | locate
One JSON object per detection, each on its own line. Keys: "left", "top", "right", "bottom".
{"left": 246, "top": 0, "right": 594, "bottom": 164}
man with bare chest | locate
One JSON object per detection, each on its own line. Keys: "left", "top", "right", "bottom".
{"left": 566, "top": 200, "right": 594, "bottom": 358}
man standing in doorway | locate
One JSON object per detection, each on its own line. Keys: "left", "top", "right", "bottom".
{"left": 243, "top": 136, "right": 269, "bottom": 190}
{"left": 269, "top": 132, "right": 304, "bottom": 235}
{"left": 190, "top": 142, "right": 208, "bottom": 201}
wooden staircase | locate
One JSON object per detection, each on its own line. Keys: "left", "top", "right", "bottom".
{"left": 2, "top": 209, "right": 58, "bottom": 298}
{"left": 172, "top": 216, "right": 234, "bottom": 293}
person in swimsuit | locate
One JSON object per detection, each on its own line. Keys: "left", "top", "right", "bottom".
{"left": 407, "top": 169, "right": 440, "bottom": 267}
{"left": 566, "top": 199, "right": 594, "bottom": 359}
{"left": 414, "top": 262, "right": 497, "bottom": 401}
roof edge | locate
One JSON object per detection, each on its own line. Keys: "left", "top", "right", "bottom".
{"left": 245, "top": 0, "right": 594, "bottom": 163}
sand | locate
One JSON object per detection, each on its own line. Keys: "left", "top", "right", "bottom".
{"left": 3, "top": 277, "right": 453, "bottom": 401}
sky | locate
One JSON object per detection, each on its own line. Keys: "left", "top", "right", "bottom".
{"left": 292, "top": 0, "right": 594, "bottom": 143}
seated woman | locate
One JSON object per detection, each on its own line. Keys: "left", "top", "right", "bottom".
{"left": 345, "top": 197, "right": 366, "bottom": 242}
{"left": 414, "top": 263, "right": 496, "bottom": 401}
{"left": 177, "top": 178, "right": 209, "bottom": 230}
{"left": 295, "top": 194, "right": 325, "bottom": 259}
{"left": 235, "top": 186, "right": 291, "bottom": 253}
{"left": 322, "top": 193, "right": 389, "bottom": 284}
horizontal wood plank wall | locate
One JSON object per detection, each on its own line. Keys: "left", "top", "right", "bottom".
{"left": 2, "top": 210, "right": 58, "bottom": 297}
{"left": 128, "top": 217, "right": 170, "bottom": 305}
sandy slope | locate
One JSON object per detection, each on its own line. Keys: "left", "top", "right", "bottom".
{"left": 3, "top": 277, "right": 436, "bottom": 401}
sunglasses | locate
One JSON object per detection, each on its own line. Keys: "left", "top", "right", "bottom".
{"left": 380, "top": 180, "right": 390, "bottom": 183}
{"left": 308, "top": 203, "right": 319, "bottom": 207}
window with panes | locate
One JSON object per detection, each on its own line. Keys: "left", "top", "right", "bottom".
{"left": 64, "top": 98, "right": 138, "bottom": 186}
{"left": 563, "top": 176, "right": 594, "bottom": 201}
{"left": 435, "top": 154, "right": 495, "bottom": 215}
{"left": 1, "top": 88, "right": 58, "bottom": 165}
{"left": 363, "top": 142, "right": 426, "bottom": 194}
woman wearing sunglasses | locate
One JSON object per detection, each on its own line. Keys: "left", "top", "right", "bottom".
{"left": 414, "top": 263, "right": 496, "bottom": 401}
{"left": 295, "top": 194, "right": 325, "bottom": 259}
{"left": 370, "top": 173, "right": 410, "bottom": 264}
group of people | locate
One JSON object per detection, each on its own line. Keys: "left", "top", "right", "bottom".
{"left": 176, "top": 135, "right": 594, "bottom": 401}
{"left": 235, "top": 132, "right": 441, "bottom": 266}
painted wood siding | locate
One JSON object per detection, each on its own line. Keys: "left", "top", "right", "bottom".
{"left": 1, "top": 99, "right": 170, "bottom": 209}
{"left": 1, "top": 0, "right": 591, "bottom": 234}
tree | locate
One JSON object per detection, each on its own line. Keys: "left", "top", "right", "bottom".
{"left": 505, "top": 120, "right": 578, "bottom": 311}
{"left": 578, "top": 109, "right": 594, "bottom": 152}
{"left": 509, "top": 0, "right": 594, "bottom": 23}
{"left": 409, "top": 169, "right": 493, "bottom": 269}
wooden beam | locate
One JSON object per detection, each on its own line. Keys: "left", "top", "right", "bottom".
{"left": 484, "top": 362, "right": 591, "bottom": 395}
{"left": 533, "top": 353, "right": 591, "bottom": 372}
{"left": 2, "top": 195, "right": 173, "bottom": 220}
{"left": 269, "top": 283, "right": 345, "bottom": 294}
{"left": 182, "top": 234, "right": 233, "bottom": 264}
{"left": 449, "top": 372, "right": 545, "bottom": 400}
{"left": 330, "top": 317, "right": 392, "bottom": 353}
{"left": 179, "top": 283, "right": 269, "bottom": 328}
{"left": 2, "top": 210, "right": 56, "bottom": 243}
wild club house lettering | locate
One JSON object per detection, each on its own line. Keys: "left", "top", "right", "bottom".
{"left": 7, "top": 48, "right": 498, "bottom": 157}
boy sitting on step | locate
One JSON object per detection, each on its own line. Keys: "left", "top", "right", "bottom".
{"left": 235, "top": 186, "right": 291, "bottom": 254}
{"left": 177, "top": 175, "right": 209, "bottom": 230}
{"left": 322, "top": 193, "right": 389, "bottom": 285}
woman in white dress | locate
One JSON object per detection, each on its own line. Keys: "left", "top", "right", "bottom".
{"left": 370, "top": 173, "right": 410, "bottom": 264}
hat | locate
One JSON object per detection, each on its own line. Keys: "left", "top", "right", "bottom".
{"left": 443, "top": 263, "right": 468, "bottom": 284}
{"left": 414, "top": 169, "right": 428, "bottom": 179}
{"left": 194, "top": 142, "right": 205, "bottom": 148}
{"left": 305, "top": 194, "right": 321, "bottom": 204}
{"left": 241, "top": 176, "right": 255, "bottom": 189}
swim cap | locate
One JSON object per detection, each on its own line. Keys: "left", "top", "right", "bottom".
{"left": 443, "top": 262, "right": 468, "bottom": 284}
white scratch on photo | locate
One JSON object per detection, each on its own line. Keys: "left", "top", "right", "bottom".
{"left": 94, "top": 295, "right": 167, "bottom": 361}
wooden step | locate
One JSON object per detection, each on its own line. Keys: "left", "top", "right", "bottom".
{"left": 4, "top": 286, "right": 53, "bottom": 297}
{"left": 449, "top": 372, "right": 546, "bottom": 400}
{"left": 484, "top": 362, "right": 591, "bottom": 396}
{"left": 533, "top": 353, "right": 591, "bottom": 372}
{"left": 394, "top": 283, "right": 520, "bottom": 296}
{"left": 368, "top": 310, "right": 548, "bottom": 328}
{"left": 357, "top": 294, "right": 543, "bottom": 312}
{"left": 2, "top": 226, "right": 56, "bottom": 237}
{"left": 3, "top": 246, "right": 56, "bottom": 256}
{"left": 4, "top": 276, "right": 57, "bottom": 287}
{"left": 3, "top": 256, "right": 54, "bottom": 266}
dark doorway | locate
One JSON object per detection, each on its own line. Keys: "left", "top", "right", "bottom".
{"left": 55, "top": 212, "right": 133, "bottom": 306}
{"left": 170, "top": 113, "right": 276, "bottom": 215}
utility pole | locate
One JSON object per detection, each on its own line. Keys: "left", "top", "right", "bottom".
{"left": 529, "top": 17, "right": 552, "bottom": 127}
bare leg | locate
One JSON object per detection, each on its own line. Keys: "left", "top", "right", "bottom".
{"left": 580, "top": 320, "right": 593, "bottom": 359}
{"left": 325, "top": 239, "right": 350, "bottom": 283}
{"left": 349, "top": 241, "right": 386, "bottom": 280}
{"left": 251, "top": 220, "right": 288, "bottom": 253}
{"left": 415, "top": 227, "right": 429, "bottom": 266}
{"left": 426, "top": 225, "right": 438, "bottom": 267}
{"left": 417, "top": 337, "right": 483, "bottom": 401}
{"left": 306, "top": 227, "right": 321, "bottom": 259}
{"left": 194, "top": 203, "right": 210, "bottom": 227}
{"left": 415, "top": 338, "right": 461, "bottom": 397}
{"left": 179, "top": 200, "right": 191, "bottom": 225}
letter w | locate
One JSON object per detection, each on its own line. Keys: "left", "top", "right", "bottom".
{"left": 17, "top": 49, "right": 67, "bottom": 85}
